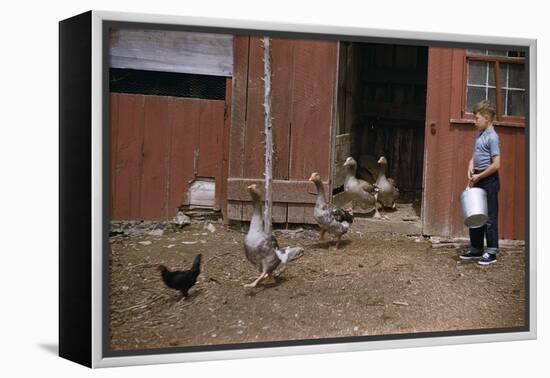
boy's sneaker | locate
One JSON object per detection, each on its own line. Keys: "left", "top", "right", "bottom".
{"left": 478, "top": 252, "right": 497, "bottom": 265}
{"left": 459, "top": 250, "right": 483, "bottom": 260}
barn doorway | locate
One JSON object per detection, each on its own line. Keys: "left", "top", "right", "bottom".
{"left": 333, "top": 42, "right": 428, "bottom": 231}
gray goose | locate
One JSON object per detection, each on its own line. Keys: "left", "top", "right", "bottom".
{"left": 309, "top": 172, "right": 353, "bottom": 249}
{"left": 375, "top": 156, "right": 399, "bottom": 215}
{"left": 243, "top": 184, "right": 281, "bottom": 287}
{"left": 343, "top": 156, "right": 380, "bottom": 218}
{"left": 243, "top": 185, "right": 304, "bottom": 287}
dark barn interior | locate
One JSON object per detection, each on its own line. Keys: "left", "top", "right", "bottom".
{"left": 335, "top": 42, "right": 428, "bottom": 210}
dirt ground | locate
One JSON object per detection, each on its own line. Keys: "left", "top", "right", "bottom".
{"left": 109, "top": 221, "right": 526, "bottom": 352}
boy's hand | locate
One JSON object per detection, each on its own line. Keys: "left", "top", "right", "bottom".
{"left": 467, "top": 168, "right": 473, "bottom": 181}
{"left": 471, "top": 174, "right": 481, "bottom": 184}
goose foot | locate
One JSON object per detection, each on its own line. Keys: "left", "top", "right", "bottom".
{"left": 244, "top": 272, "right": 268, "bottom": 288}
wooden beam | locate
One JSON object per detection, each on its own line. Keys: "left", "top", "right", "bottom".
{"left": 110, "top": 29, "right": 233, "bottom": 76}
{"left": 226, "top": 178, "right": 328, "bottom": 204}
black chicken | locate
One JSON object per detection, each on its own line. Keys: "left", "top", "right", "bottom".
{"left": 158, "top": 254, "right": 202, "bottom": 299}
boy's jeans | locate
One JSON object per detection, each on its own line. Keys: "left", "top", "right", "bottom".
{"left": 469, "top": 172, "right": 500, "bottom": 255}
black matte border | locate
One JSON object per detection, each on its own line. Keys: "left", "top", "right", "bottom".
{"left": 59, "top": 10, "right": 93, "bottom": 368}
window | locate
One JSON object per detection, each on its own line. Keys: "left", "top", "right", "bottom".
{"left": 465, "top": 49, "right": 526, "bottom": 121}
{"left": 466, "top": 60, "right": 496, "bottom": 111}
{"left": 500, "top": 63, "right": 525, "bottom": 116}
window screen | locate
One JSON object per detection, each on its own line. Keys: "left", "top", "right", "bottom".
{"left": 109, "top": 68, "right": 226, "bottom": 100}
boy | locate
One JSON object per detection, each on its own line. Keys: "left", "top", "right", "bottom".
{"left": 460, "top": 100, "right": 501, "bottom": 265}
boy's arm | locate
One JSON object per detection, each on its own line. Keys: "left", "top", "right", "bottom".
{"left": 467, "top": 156, "right": 474, "bottom": 180}
{"left": 471, "top": 155, "right": 500, "bottom": 182}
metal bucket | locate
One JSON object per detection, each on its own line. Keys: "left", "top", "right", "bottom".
{"left": 460, "top": 187, "right": 488, "bottom": 228}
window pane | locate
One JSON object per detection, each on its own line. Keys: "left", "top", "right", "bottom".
{"left": 467, "top": 86, "right": 487, "bottom": 112}
{"left": 500, "top": 63, "right": 525, "bottom": 89}
{"left": 487, "top": 49, "right": 507, "bottom": 56}
{"left": 466, "top": 49, "right": 524, "bottom": 57}
{"left": 501, "top": 89, "right": 507, "bottom": 115}
{"left": 468, "top": 60, "right": 487, "bottom": 85}
{"left": 500, "top": 63, "right": 509, "bottom": 88}
{"left": 507, "top": 90, "right": 525, "bottom": 116}
{"left": 508, "top": 64, "right": 525, "bottom": 89}
{"left": 508, "top": 51, "right": 526, "bottom": 58}
{"left": 467, "top": 48, "right": 486, "bottom": 55}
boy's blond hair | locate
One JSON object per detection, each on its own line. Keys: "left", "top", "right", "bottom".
{"left": 473, "top": 100, "right": 496, "bottom": 120}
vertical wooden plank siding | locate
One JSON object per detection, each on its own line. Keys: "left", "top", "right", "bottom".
{"left": 289, "top": 39, "right": 336, "bottom": 181}
{"left": 167, "top": 98, "right": 199, "bottom": 213}
{"left": 112, "top": 94, "right": 144, "bottom": 219}
{"left": 445, "top": 124, "right": 525, "bottom": 240}
{"left": 271, "top": 38, "right": 294, "bottom": 181}
{"left": 423, "top": 48, "right": 456, "bottom": 237}
{"left": 242, "top": 37, "right": 298, "bottom": 222}
{"left": 140, "top": 95, "right": 171, "bottom": 219}
{"left": 448, "top": 49, "right": 471, "bottom": 238}
{"left": 244, "top": 38, "right": 299, "bottom": 222}
{"left": 514, "top": 130, "right": 526, "bottom": 239}
{"left": 219, "top": 78, "right": 233, "bottom": 221}
{"left": 228, "top": 36, "right": 250, "bottom": 178}
{"left": 449, "top": 123, "right": 476, "bottom": 237}
{"left": 227, "top": 36, "right": 250, "bottom": 220}
{"left": 197, "top": 100, "right": 225, "bottom": 179}
{"left": 496, "top": 126, "right": 518, "bottom": 239}
{"left": 288, "top": 39, "right": 337, "bottom": 223}
{"left": 109, "top": 95, "right": 119, "bottom": 218}
{"left": 111, "top": 93, "right": 226, "bottom": 220}
{"left": 227, "top": 37, "right": 338, "bottom": 223}
{"left": 243, "top": 36, "right": 267, "bottom": 179}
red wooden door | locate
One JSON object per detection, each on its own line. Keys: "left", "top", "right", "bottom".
{"left": 110, "top": 93, "right": 226, "bottom": 220}
{"left": 227, "top": 36, "right": 338, "bottom": 224}
{"left": 422, "top": 48, "right": 461, "bottom": 237}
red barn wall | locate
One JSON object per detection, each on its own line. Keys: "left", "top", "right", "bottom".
{"left": 110, "top": 93, "right": 227, "bottom": 220}
{"left": 227, "top": 36, "right": 338, "bottom": 224}
{"left": 423, "top": 48, "right": 526, "bottom": 240}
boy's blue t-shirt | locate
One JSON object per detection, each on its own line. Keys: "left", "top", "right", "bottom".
{"left": 474, "top": 126, "right": 500, "bottom": 170}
